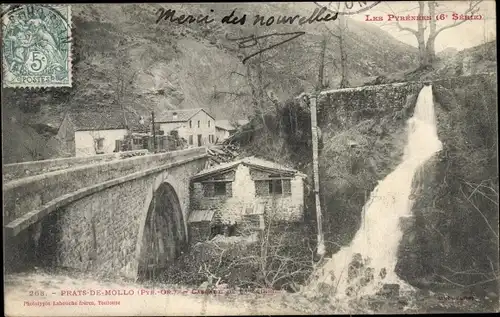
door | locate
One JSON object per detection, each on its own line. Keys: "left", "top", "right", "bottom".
{"left": 114, "top": 140, "right": 121, "bottom": 152}
{"left": 197, "top": 134, "right": 202, "bottom": 147}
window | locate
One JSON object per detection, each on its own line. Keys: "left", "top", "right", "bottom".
{"left": 214, "top": 183, "right": 226, "bottom": 196}
{"left": 269, "top": 179, "right": 282, "bottom": 195}
{"left": 95, "top": 138, "right": 104, "bottom": 150}
{"left": 208, "top": 120, "right": 211, "bottom": 128}
{"left": 203, "top": 182, "right": 232, "bottom": 197}
{"left": 197, "top": 120, "right": 200, "bottom": 128}
{"left": 133, "top": 138, "right": 141, "bottom": 145}
{"left": 188, "top": 135, "right": 193, "bottom": 145}
{"left": 255, "top": 178, "right": 291, "bottom": 197}
{"left": 189, "top": 120, "right": 192, "bottom": 128}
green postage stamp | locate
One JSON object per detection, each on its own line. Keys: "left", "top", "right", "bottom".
{"left": 2, "top": 4, "right": 72, "bottom": 88}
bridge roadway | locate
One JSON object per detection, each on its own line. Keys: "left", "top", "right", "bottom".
{"left": 3, "top": 147, "right": 209, "bottom": 280}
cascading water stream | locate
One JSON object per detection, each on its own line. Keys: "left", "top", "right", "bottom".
{"left": 304, "top": 85, "right": 442, "bottom": 304}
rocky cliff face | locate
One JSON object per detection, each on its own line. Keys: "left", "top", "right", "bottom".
{"left": 315, "top": 82, "right": 423, "bottom": 250}
{"left": 397, "top": 74, "right": 498, "bottom": 298}
{"left": 318, "top": 73, "right": 498, "bottom": 298}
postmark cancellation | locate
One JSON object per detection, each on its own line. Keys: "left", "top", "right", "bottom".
{"left": 2, "top": 4, "right": 72, "bottom": 88}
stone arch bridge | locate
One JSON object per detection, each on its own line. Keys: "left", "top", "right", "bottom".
{"left": 3, "top": 148, "right": 208, "bottom": 280}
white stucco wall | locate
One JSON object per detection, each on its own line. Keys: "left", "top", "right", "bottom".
{"left": 75, "top": 129, "right": 128, "bottom": 157}
{"left": 232, "top": 164, "right": 257, "bottom": 203}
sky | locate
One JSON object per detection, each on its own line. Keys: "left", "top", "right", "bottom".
{"left": 301, "top": 1, "right": 496, "bottom": 53}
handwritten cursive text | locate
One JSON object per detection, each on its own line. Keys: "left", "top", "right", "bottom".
{"left": 226, "top": 31, "right": 306, "bottom": 64}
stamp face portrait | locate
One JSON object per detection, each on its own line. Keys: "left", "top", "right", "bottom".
{"left": 2, "top": 4, "right": 72, "bottom": 88}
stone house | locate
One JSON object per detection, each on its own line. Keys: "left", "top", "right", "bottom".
{"left": 155, "top": 108, "right": 216, "bottom": 147}
{"left": 188, "top": 157, "right": 306, "bottom": 243}
{"left": 55, "top": 110, "right": 146, "bottom": 157}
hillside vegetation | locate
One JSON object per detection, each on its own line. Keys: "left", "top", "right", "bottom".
{"left": 70, "top": 3, "right": 420, "bottom": 117}
{"left": 2, "top": 3, "right": 420, "bottom": 163}
{"left": 365, "top": 40, "right": 497, "bottom": 85}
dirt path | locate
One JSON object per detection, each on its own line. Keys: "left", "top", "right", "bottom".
{"left": 4, "top": 271, "right": 302, "bottom": 316}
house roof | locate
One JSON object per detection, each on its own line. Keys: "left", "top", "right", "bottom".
{"left": 192, "top": 156, "right": 307, "bottom": 180}
{"left": 215, "top": 119, "right": 249, "bottom": 131}
{"left": 188, "top": 209, "right": 215, "bottom": 223}
{"left": 155, "top": 108, "right": 215, "bottom": 123}
{"left": 66, "top": 109, "right": 148, "bottom": 132}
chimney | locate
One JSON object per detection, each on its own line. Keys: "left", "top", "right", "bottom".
{"left": 172, "top": 112, "right": 178, "bottom": 120}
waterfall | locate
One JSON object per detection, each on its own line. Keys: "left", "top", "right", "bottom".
{"left": 305, "top": 85, "right": 442, "bottom": 303}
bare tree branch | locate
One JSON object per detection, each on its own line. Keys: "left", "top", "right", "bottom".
{"left": 437, "top": 274, "right": 466, "bottom": 287}
{"left": 386, "top": 3, "right": 419, "bottom": 36}
{"left": 432, "top": 0, "right": 482, "bottom": 39}
{"left": 460, "top": 185, "right": 498, "bottom": 238}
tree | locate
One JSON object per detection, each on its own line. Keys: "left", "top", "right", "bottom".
{"left": 111, "top": 44, "right": 146, "bottom": 131}
{"left": 221, "top": 28, "right": 282, "bottom": 128}
{"left": 337, "top": 14, "right": 350, "bottom": 89}
{"left": 89, "top": 130, "right": 105, "bottom": 155}
{"left": 315, "top": 2, "right": 351, "bottom": 88}
{"left": 183, "top": 213, "right": 317, "bottom": 291}
{"left": 316, "top": 34, "right": 328, "bottom": 91}
{"left": 386, "top": 1, "right": 483, "bottom": 67}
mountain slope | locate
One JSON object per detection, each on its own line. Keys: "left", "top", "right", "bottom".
{"left": 2, "top": 3, "right": 419, "bottom": 162}
{"left": 71, "top": 3, "right": 419, "bottom": 117}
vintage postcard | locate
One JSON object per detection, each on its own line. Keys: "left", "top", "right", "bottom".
{"left": 2, "top": 1, "right": 498, "bottom": 316}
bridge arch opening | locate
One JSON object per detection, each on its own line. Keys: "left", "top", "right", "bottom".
{"left": 137, "top": 182, "right": 186, "bottom": 280}
{"left": 4, "top": 209, "right": 62, "bottom": 273}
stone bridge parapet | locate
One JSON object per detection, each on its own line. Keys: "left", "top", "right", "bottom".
{"left": 3, "top": 147, "right": 208, "bottom": 236}
{"left": 3, "top": 150, "right": 149, "bottom": 182}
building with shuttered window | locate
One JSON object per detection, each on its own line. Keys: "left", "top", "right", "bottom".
{"left": 155, "top": 108, "right": 216, "bottom": 148}
{"left": 188, "top": 157, "right": 306, "bottom": 243}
